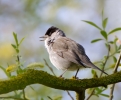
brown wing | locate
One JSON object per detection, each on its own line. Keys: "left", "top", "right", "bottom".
{"left": 52, "top": 37, "right": 85, "bottom": 67}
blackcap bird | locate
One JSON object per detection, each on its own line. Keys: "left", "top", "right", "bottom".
{"left": 40, "top": 26, "right": 108, "bottom": 77}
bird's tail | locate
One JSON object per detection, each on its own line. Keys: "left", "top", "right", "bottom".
{"left": 83, "top": 60, "right": 108, "bottom": 75}
{"left": 89, "top": 63, "right": 108, "bottom": 75}
{"left": 79, "top": 54, "right": 108, "bottom": 75}
{"left": 93, "top": 65, "right": 108, "bottom": 75}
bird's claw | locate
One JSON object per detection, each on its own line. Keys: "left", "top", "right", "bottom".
{"left": 72, "top": 76, "right": 79, "bottom": 79}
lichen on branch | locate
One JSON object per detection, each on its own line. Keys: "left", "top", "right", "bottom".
{"left": 0, "top": 69, "right": 121, "bottom": 94}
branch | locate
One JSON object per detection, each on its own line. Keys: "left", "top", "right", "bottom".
{"left": 76, "top": 90, "right": 85, "bottom": 100}
{"left": 0, "top": 69, "right": 121, "bottom": 94}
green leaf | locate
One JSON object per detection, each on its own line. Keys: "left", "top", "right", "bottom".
{"left": 108, "top": 41, "right": 114, "bottom": 44}
{"left": 53, "top": 96, "right": 62, "bottom": 100}
{"left": 13, "top": 32, "right": 19, "bottom": 46}
{"left": 117, "top": 51, "right": 120, "bottom": 53}
{"left": 16, "top": 48, "right": 19, "bottom": 53}
{"left": 91, "top": 39, "right": 103, "bottom": 43}
{"left": 11, "top": 44, "right": 17, "bottom": 49}
{"left": 100, "top": 30, "right": 107, "bottom": 40}
{"left": 11, "top": 44, "right": 19, "bottom": 53}
{"left": 100, "top": 94, "right": 109, "bottom": 97}
{"left": 19, "top": 37, "right": 25, "bottom": 46}
{"left": 105, "top": 43, "right": 109, "bottom": 49}
{"left": 91, "top": 69, "right": 95, "bottom": 74}
{"left": 82, "top": 20, "right": 102, "bottom": 30}
{"left": 94, "top": 94, "right": 99, "bottom": 97}
{"left": 27, "top": 62, "right": 44, "bottom": 69}
{"left": 95, "top": 87, "right": 103, "bottom": 94}
{"left": 102, "top": 18, "right": 108, "bottom": 29}
{"left": 113, "top": 56, "right": 117, "bottom": 63}
{"left": 109, "top": 27, "right": 121, "bottom": 34}
{"left": 47, "top": 96, "right": 53, "bottom": 100}
{"left": 95, "top": 87, "right": 101, "bottom": 92}
{"left": 91, "top": 69, "right": 98, "bottom": 78}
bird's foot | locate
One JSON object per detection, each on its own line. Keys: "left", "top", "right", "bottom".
{"left": 59, "top": 75, "right": 65, "bottom": 79}
{"left": 59, "top": 74, "right": 63, "bottom": 77}
{"left": 71, "top": 76, "right": 79, "bottom": 80}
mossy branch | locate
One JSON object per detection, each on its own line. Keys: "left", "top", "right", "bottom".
{"left": 0, "top": 69, "right": 121, "bottom": 95}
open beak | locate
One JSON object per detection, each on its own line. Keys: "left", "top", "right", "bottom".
{"left": 39, "top": 35, "right": 47, "bottom": 41}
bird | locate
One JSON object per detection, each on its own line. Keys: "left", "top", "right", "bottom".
{"left": 40, "top": 26, "right": 108, "bottom": 77}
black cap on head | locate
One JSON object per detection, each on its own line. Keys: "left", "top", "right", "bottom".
{"left": 45, "top": 26, "right": 58, "bottom": 36}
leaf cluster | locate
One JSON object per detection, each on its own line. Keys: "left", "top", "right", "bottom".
{"left": 83, "top": 12, "right": 121, "bottom": 100}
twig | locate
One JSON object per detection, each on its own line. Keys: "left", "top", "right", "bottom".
{"left": 109, "top": 84, "right": 115, "bottom": 100}
{"left": 23, "top": 89, "right": 27, "bottom": 100}
{"left": 43, "top": 59, "right": 74, "bottom": 100}
{"left": 44, "top": 59, "right": 56, "bottom": 76}
{"left": 67, "top": 91, "right": 74, "bottom": 100}
{"left": 109, "top": 51, "right": 121, "bottom": 100}
{"left": 113, "top": 52, "right": 121, "bottom": 73}
{"left": 86, "top": 89, "right": 95, "bottom": 100}
{"left": 100, "top": 44, "right": 110, "bottom": 77}
{"left": 17, "top": 54, "right": 27, "bottom": 100}
{"left": 86, "top": 44, "right": 110, "bottom": 100}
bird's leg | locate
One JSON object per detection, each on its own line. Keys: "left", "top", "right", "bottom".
{"left": 74, "top": 68, "right": 80, "bottom": 78}
{"left": 59, "top": 69, "right": 68, "bottom": 77}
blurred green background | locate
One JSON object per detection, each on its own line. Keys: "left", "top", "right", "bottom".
{"left": 0, "top": 0, "right": 121, "bottom": 100}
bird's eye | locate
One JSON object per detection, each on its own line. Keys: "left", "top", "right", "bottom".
{"left": 47, "top": 40, "right": 51, "bottom": 46}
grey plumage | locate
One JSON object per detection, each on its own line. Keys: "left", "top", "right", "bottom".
{"left": 40, "top": 26, "right": 108, "bottom": 77}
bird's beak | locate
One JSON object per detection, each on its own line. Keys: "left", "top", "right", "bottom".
{"left": 39, "top": 35, "right": 47, "bottom": 41}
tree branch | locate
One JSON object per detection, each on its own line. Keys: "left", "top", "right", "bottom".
{"left": 76, "top": 90, "right": 85, "bottom": 100}
{"left": 0, "top": 69, "right": 121, "bottom": 95}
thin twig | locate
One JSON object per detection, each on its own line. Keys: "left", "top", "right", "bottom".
{"left": 17, "top": 54, "right": 27, "bottom": 100}
{"left": 86, "top": 44, "right": 110, "bottom": 100}
{"left": 44, "top": 59, "right": 56, "bottom": 76}
{"left": 23, "top": 89, "right": 27, "bottom": 100}
{"left": 43, "top": 59, "right": 74, "bottom": 100}
{"left": 109, "top": 84, "right": 115, "bottom": 100}
{"left": 67, "top": 91, "right": 74, "bottom": 100}
{"left": 100, "top": 44, "right": 110, "bottom": 77}
{"left": 109, "top": 51, "right": 121, "bottom": 100}
{"left": 113, "top": 52, "right": 121, "bottom": 73}
{"left": 86, "top": 89, "right": 95, "bottom": 100}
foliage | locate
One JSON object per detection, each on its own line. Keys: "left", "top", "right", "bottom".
{"left": 83, "top": 11, "right": 121, "bottom": 100}
{"left": 0, "top": 33, "right": 44, "bottom": 100}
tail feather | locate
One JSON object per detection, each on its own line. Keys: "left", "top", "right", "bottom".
{"left": 93, "top": 65, "right": 108, "bottom": 75}
{"left": 83, "top": 62, "right": 108, "bottom": 75}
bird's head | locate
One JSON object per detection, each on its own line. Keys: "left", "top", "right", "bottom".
{"left": 40, "top": 26, "right": 66, "bottom": 41}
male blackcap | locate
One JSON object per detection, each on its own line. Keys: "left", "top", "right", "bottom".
{"left": 40, "top": 26, "right": 108, "bottom": 77}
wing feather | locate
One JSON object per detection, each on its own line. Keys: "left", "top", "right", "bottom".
{"left": 52, "top": 37, "right": 85, "bottom": 67}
